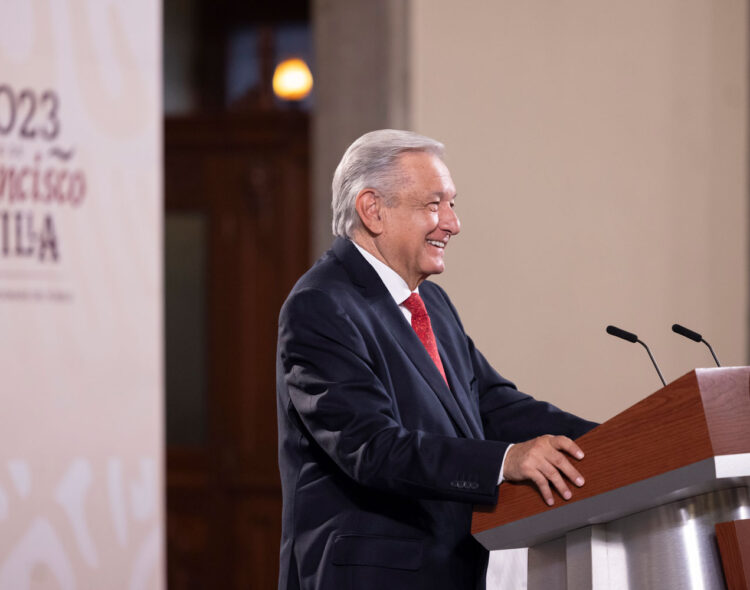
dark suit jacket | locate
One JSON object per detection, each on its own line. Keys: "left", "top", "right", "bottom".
{"left": 276, "top": 238, "right": 596, "bottom": 590}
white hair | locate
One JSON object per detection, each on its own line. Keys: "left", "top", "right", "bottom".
{"left": 331, "top": 129, "right": 445, "bottom": 238}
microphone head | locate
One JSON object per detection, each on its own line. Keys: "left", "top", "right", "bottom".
{"left": 606, "top": 325, "right": 639, "bottom": 343}
{"left": 672, "top": 323, "right": 702, "bottom": 342}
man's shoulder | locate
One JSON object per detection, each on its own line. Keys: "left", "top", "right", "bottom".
{"left": 289, "top": 245, "right": 353, "bottom": 295}
{"left": 419, "top": 279, "right": 451, "bottom": 306}
{"left": 280, "top": 243, "right": 362, "bottom": 319}
{"left": 419, "top": 280, "right": 465, "bottom": 330}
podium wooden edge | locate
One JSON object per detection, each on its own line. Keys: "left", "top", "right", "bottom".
{"left": 474, "top": 455, "right": 750, "bottom": 550}
{"left": 716, "top": 519, "right": 750, "bottom": 590}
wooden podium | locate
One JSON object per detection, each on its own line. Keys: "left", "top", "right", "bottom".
{"left": 472, "top": 367, "right": 750, "bottom": 589}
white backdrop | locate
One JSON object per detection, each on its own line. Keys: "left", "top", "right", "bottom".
{"left": 0, "top": 1, "right": 162, "bottom": 588}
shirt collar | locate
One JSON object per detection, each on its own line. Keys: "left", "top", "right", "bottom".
{"left": 351, "top": 240, "right": 416, "bottom": 305}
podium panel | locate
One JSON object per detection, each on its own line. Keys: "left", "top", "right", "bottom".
{"left": 474, "top": 368, "right": 750, "bottom": 589}
{"left": 528, "top": 487, "right": 749, "bottom": 590}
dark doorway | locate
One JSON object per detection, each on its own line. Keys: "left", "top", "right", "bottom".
{"left": 163, "top": 2, "right": 311, "bottom": 587}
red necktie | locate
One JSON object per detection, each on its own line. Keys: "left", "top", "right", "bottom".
{"left": 402, "top": 293, "right": 448, "bottom": 384}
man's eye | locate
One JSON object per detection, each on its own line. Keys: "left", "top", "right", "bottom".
{"left": 427, "top": 202, "right": 439, "bottom": 211}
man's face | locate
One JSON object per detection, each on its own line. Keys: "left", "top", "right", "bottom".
{"left": 377, "top": 151, "right": 460, "bottom": 289}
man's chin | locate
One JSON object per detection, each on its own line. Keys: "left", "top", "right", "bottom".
{"left": 425, "top": 263, "right": 445, "bottom": 277}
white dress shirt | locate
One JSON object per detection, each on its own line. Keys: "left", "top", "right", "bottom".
{"left": 353, "top": 241, "right": 416, "bottom": 319}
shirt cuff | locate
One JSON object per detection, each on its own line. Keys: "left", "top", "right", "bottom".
{"left": 497, "top": 443, "right": 514, "bottom": 485}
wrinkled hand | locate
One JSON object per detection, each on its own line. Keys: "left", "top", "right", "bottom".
{"left": 503, "top": 435, "right": 586, "bottom": 506}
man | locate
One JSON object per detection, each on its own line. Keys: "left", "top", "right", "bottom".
{"left": 276, "top": 130, "right": 597, "bottom": 589}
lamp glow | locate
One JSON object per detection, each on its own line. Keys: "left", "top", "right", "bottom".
{"left": 272, "top": 58, "right": 313, "bottom": 101}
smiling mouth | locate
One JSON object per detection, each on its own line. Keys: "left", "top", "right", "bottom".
{"left": 427, "top": 239, "right": 445, "bottom": 249}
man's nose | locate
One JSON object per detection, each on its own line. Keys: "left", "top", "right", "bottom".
{"left": 440, "top": 204, "right": 461, "bottom": 235}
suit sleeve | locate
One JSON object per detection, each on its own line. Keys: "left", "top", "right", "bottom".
{"left": 278, "top": 287, "right": 507, "bottom": 504}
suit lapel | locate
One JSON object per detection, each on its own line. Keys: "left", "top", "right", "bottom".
{"left": 372, "top": 296, "right": 474, "bottom": 439}
{"left": 333, "top": 239, "right": 474, "bottom": 438}
{"left": 430, "top": 312, "right": 485, "bottom": 440}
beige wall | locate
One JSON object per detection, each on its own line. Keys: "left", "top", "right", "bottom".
{"left": 312, "top": 0, "right": 411, "bottom": 255}
{"left": 411, "top": 0, "right": 748, "bottom": 422}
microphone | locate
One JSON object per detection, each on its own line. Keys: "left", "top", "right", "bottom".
{"left": 671, "top": 323, "right": 721, "bottom": 367}
{"left": 606, "top": 325, "right": 667, "bottom": 386}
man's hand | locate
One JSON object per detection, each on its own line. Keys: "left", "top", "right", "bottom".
{"left": 503, "top": 435, "right": 586, "bottom": 506}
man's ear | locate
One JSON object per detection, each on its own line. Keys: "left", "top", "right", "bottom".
{"left": 354, "top": 189, "right": 384, "bottom": 235}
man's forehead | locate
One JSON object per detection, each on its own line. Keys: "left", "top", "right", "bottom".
{"left": 395, "top": 152, "right": 456, "bottom": 191}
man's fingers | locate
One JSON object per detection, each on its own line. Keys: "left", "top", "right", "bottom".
{"left": 540, "top": 463, "right": 572, "bottom": 501}
{"left": 530, "top": 473, "right": 554, "bottom": 506}
{"left": 551, "top": 435, "right": 585, "bottom": 460}
{"left": 503, "top": 435, "right": 589, "bottom": 505}
{"left": 549, "top": 452, "right": 585, "bottom": 487}
{"left": 559, "top": 458, "right": 585, "bottom": 488}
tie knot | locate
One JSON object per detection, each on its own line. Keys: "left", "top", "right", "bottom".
{"left": 402, "top": 293, "right": 427, "bottom": 318}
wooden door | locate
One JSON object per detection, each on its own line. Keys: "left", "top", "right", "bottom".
{"left": 164, "top": 112, "right": 309, "bottom": 589}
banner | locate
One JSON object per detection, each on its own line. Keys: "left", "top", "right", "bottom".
{"left": 0, "top": 1, "right": 162, "bottom": 588}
